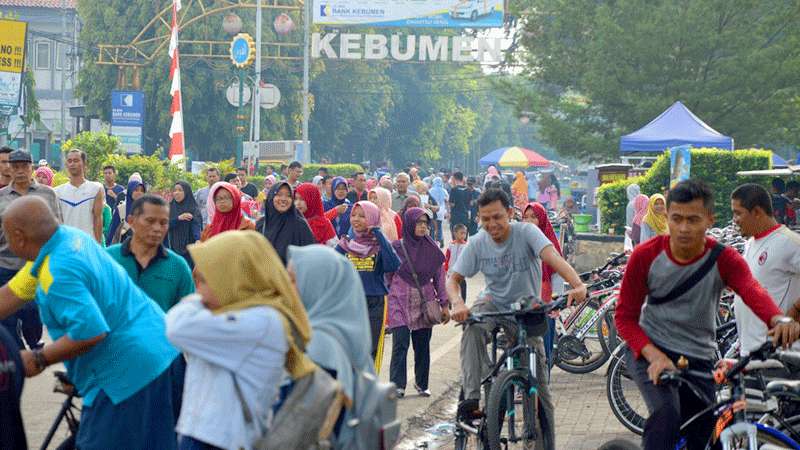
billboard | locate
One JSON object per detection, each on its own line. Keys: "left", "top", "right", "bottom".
{"left": 110, "top": 90, "right": 145, "bottom": 153}
{"left": 0, "top": 19, "right": 28, "bottom": 109}
{"left": 313, "top": 0, "right": 504, "bottom": 28}
{"left": 669, "top": 145, "right": 692, "bottom": 188}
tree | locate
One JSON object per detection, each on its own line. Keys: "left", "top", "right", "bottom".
{"left": 506, "top": 0, "right": 800, "bottom": 161}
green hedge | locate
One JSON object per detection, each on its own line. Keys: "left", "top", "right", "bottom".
{"left": 252, "top": 163, "right": 364, "bottom": 181}
{"left": 597, "top": 149, "right": 774, "bottom": 234}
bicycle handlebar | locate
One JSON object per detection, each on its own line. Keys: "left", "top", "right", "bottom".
{"left": 459, "top": 295, "right": 569, "bottom": 327}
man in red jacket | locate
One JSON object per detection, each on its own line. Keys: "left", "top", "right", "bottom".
{"left": 615, "top": 179, "right": 800, "bottom": 450}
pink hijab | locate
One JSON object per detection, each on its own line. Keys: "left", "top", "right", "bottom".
{"left": 339, "top": 201, "right": 381, "bottom": 258}
{"left": 371, "top": 187, "right": 399, "bottom": 241}
{"left": 632, "top": 194, "right": 649, "bottom": 226}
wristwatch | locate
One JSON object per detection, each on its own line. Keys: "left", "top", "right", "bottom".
{"left": 32, "top": 348, "right": 48, "bottom": 371}
{"left": 776, "top": 316, "right": 794, "bottom": 326}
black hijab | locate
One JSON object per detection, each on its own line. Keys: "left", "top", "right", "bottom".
{"left": 257, "top": 181, "right": 315, "bottom": 264}
{"left": 168, "top": 180, "right": 202, "bottom": 253}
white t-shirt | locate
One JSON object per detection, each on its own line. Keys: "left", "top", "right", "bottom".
{"left": 453, "top": 221, "right": 553, "bottom": 310}
{"left": 734, "top": 225, "right": 800, "bottom": 355}
{"left": 54, "top": 180, "right": 103, "bottom": 237}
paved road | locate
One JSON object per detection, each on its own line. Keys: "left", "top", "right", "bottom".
{"left": 20, "top": 252, "right": 638, "bottom": 450}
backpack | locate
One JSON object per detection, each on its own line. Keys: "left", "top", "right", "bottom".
{"left": 337, "top": 367, "right": 401, "bottom": 450}
{"left": 233, "top": 325, "right": 346, "bottom": 450}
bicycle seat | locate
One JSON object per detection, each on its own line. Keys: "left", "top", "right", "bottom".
{"left": 766, "top": 380, "right": 800, "bottom": 400}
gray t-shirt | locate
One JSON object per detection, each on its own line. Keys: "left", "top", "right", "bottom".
{"left": 453, "top": 222, "right": 553, "bottom": 310}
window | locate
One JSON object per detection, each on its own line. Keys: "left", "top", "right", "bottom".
{"left": 56, "top": 43, "right": 71, "bottom": 71}
{"left": 35, "top": 41, "right": 51, "bottom": 70}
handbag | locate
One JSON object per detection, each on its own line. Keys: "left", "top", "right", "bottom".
{"left": 399, "top": 239, "right": 442, "bottom": 328}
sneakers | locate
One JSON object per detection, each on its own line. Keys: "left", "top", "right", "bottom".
{"left": 396, "top": 388, "right": 405, "bottom": 398}
{"left": 415, "top": 383, "right": 431, "bottom": 397}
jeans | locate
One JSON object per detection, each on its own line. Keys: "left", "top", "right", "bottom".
{"left": 366, "top": 296, "right": 386, "bottom": 359}
{"left": 627, "top": 347, "right": 715, "bottom": 450}
{"left": 434, "top": 220, "right": 444, "bottom": 245}
{"left": 0, "top": 267, "right": 42, "bottom": 350}
{"left": 178, "top": 435, "right": 223, "bottom": 450}
{"left": 459, "top": 278, "right": 467, "bottom": 302}
{"left": 389, "top": 326, "right": 432, "bottom": 390}
{"left": 543, "top": 317, "right": 556, "bottom": 371}
{"left": 460, "top": 300, "right": 555, "bottom": 450}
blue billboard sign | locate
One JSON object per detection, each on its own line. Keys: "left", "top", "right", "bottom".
{"left": 111, "top": 90, "right": 144, "bottom": 127}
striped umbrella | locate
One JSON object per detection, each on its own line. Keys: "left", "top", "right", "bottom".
{"left": 479, "top": 146, "right": 550, "bottom": 168}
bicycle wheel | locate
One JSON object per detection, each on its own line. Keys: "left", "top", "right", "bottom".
{"left": 683, "top": 424, "right": 800, "bottom": 450}
{"left": 606, "top": 345, "right": 647, "bottom": 435}
{"left": 485, "top": 369, "right": 539, "bottom": 450}
{"left": 555, "top": 305, "right": 613, "bottom": 374}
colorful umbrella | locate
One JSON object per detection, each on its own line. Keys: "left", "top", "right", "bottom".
{"left": 479, "top": 146, "right": 550, "bottom": 168}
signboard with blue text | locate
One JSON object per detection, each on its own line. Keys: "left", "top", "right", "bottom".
{"left": 110, "top": 90, "right": 144, "bottom": 153}
{"left": 313, "top": 0, "right": 504, "bottom": 28}
{"left": 669, "top": 145, "right": 692, "bottom": 188}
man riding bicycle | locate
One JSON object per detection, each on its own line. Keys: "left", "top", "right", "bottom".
{"left": 615, "top": 180, "right": 800, "bottom": 450}
{"left": 447, "top": 188, "right": 587, "bottom": 449}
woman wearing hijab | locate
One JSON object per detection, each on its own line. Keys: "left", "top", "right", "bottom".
{"left": 295, "top": 183, "right": 337, "bottom": 246}
{"left": 201, "top": 182, "right": 255, "bottom": 242}
{"left": 522, "top": 202, "right": 563, "bottom": 367}
{"left": 625, "top": 184, "right": 641, "bottom": 229}
{"left": 168, "top": 181, "right": 203, "bottom": 266}
{"left": 166, "top": 231, "right": 315, "bottom": 450}
{"left": 108, "top": 179, "right": 146, "bottom": 244}
{"left": 324, "top": 177, "right": 352, "bottom": 238}
{"left": 428, "top": 177, "right": 449, "bottom": 247}
{"left": 640, "top": 193, "right": 668, "bottom": 242}
{"left": 387, "top": 208, "right": 449, "bottom": 397}
{"left": 34, "top": 166, "right": 54, "bottom": 186}
{"left": 379, "top": 175, "right": 393, "bottom": 191}
{"left": 399, "top": 195, "right": 421, "bottom": 219}
{"left": 630, "top": 194, "right": 650, "bottom": 247}
{"left": 288, "top": 245, "right": 373, "bottom": 448}
{"left": 511, "top": 171, "right": 529, "bottom": 212}
{"left": 483, "top": 165, "right": 500, "bottom": 187}
{"left": 368, "top": 187, "right": 401, "bottom": 241}
{"left": 336, "top": 201, "right": 400, "bottom": 359}
{"left": 257, "top": 182, "right": 315, "bottom": 264}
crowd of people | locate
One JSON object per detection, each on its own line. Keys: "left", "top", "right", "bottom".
{"left": 2, "top": 142, "right": 799, "bottom": 450}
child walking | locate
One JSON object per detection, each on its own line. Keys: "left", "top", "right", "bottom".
{"left": 445, "top": 223, "right": 469, "bottom": 301}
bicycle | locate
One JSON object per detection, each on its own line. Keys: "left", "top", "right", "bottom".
{"left": 606, "top": 321, "right": 741, "bottom": 435}
{"left": 39, "top": 370, "right": 80, "bottom": 450}
{"left": 552, "top": 252, "right": 627, "bottom": 374}
{"left": 659, "top": 341, "right": 800, "bottom": 449}
{"left": 453, "top": 295, "right": 569, "bottom": 450}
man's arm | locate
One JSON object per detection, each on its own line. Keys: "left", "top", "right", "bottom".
{"left": 92, "top": 188, "right": 105, "bottom": 243}
{"left": 20, "top": 333, "right": 106, "bottom": 377}
{"left": 448, "top": 272, "right": 469, "bottom": 322}
{"left": 0, "top": 285, "right": 27, "bottom": 320}
{"left": 540, "top": 246, "right": 586, "bottom": 304}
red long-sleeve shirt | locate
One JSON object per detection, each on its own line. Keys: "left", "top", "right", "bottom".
{"left": 615, "top": 236, "right": 781, "bottom": 359}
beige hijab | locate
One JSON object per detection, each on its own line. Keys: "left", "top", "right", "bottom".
{"left": 188, "top": 230, "right": 315, "bottom": 379}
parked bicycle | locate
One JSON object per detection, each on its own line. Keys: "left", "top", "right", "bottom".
{"left": 454, "top": 295, "right": 569, "bottom": 450}
{"left": 39, "top": 371, "right": 80, "bottom": 450}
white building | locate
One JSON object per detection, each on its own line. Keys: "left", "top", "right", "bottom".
{"left": 0, "top": 0, "right": 85, "bottom": 166}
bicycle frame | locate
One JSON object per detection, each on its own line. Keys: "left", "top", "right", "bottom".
{"left": 556, "top": 287, "right": 618, "bottom": 342}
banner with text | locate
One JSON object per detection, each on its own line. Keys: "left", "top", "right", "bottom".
{"left": 110, "top": 90, "right": 145, "bottom": 154}
{"left": 313, "top": 0, "right": 504, "bottom": 28}
{"left": 0, "top": 19, "right": 28, "bottom": 109}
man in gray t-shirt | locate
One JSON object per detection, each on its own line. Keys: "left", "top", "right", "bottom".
{"left": 447, "top": 188, "right": 586, "bottom": 449}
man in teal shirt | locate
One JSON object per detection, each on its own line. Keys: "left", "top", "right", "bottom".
{"left": 106, "top": 195, "right": 194, "bottom": 312}
{"left": 0, "top": 196, "right": 179, "bottom": 450}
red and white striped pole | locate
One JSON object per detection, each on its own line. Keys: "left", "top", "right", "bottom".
{"left": 168, "top": 0, "right": 185, "bottom": 163}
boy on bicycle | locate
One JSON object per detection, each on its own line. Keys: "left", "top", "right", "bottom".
{"left": 615, "top": 179, "right": 800, "bottom": 450}
{"left": 447, "top": 188, "right": 587, "bottom": 450}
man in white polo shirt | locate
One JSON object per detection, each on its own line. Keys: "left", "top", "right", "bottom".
{"left": 54, "top": 149, "right": 105, "bottom": 243}
{"left": 731, "top": 183, "right": 800, "bottom": 355}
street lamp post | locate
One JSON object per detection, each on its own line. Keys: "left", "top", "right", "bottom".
{"left": 229, "top": 32, "right": 256, "bottom": 166}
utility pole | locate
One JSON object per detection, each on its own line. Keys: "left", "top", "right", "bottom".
{"left": 302, "top": 0, "right": 310, "bottom": 161}
{"left": 59, "top": 0, "right": 67, "bottom": 158}
{"left": 253, "top": 0, "right": 262, "bottom": 156}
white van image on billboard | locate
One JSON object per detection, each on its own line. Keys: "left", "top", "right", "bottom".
{"left": 450, "top": 0, "right": 495, "bottom": 21}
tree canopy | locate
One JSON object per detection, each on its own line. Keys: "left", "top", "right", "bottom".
{"left": 505, "top": 0, "right": 800, "bottom": 161}
{"left": 76, "top": 0, "right": 543, "bottom": 168}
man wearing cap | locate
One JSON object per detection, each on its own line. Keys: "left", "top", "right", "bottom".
{"left": 0, "top": 149, "right": 61, "bottom": 351}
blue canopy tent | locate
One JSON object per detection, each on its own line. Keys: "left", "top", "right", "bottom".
{"left": 620, "top": 101, "right": 733, "bottom": 153}
{"left": 773, "top": 153, "right": 789, "bottom": 168}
